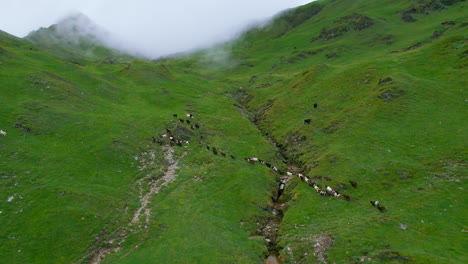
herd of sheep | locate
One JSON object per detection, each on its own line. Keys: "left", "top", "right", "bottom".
{"left": 1, "top": 111, "right": 386, "bottom": 212}
{"left": 151, "top": 113, "right": 386, "bottom": 213}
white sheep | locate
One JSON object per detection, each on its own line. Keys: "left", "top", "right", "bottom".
{"left": 313, "top": 184, "right": 321, "bottom": 193}
{"left": 0, "top": 130, "right": 6, "bottom": 136}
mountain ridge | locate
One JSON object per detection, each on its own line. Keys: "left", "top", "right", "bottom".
{"left": 24, "top": 11, "right": 135, "bottom": 62}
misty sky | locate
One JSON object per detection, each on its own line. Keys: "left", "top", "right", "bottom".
{"left": 0, "top": 0, "right": 313, "bottom": 58}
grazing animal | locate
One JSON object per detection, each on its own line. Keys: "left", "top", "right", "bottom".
{"left": 287, "top": 172, "right": 293, "bottom": 176}
{"left": 206, "top": 145, "right": 210, "bottom": 151}
{"left": 265, "top": 163, "right": 272, "bottom": 168}
{"left": 272, "top": 166, "right": 278, "bottom": 172}
{"left": 186, "top": 114, "right": 194, "bottom": 119}
{"left": 190, "top": 125, "right": 195, "bottom": 130}
{"left": 298, "top": 173, "right": 305, "bottom": 181}
{"left": 246, "top": 157, "right": 259, "bottom": 163}
{"left": 157, "top": 141, "right": 164, "bottom": 146}
{"left": 161, "top": 134, "right": 168, "bottom": 138}
{"left": 349, "top": 181, "right": 358, "bottom": 188}
{"left": 304, "top": 119, "right": 312, "bottom": 124}
{"left": 179, "top": 119, "right": 185, "bottom": 123}
{"left": 343, "top": 194, "right": 351, "bottom": 201}
{"left": 221, "top": 152, "right": 226, "bottom": 157}
{"left": 313, "top": 184, "right": 321, "bottom": 193}
{"left": 166, "top": 128, "right": 172, "bottom": 133}
{"left": 185, "top": 120, "right": 191, "bottom": 124}
{"left": 195, "top": 124, "right": 200, "bottom": 129}
{"left": 185, "top": 141, "right": 190, "bottom": 145}
{"left": 370, "top": 201, "right": 379, "bottom": 207}
{"left": 277, "top": 180, "right": 286, "bottom": 200}
{"left": 259, "top": 159, "right": 265, "bottom": 164}
{"left": 325, "top": 185, "right": 340, "bottom": 197}
{"left": 151, "top": 136, "right": 157, "bottom": 143}
{"left": 319, "top": 190, "right": 327, "bottom": 196}
{"left": 230, "top": 155, "right": 236, "bottom": 159}
{"left": 314, "top": 103, "right": 318, "bottom": 108}
{"left": 212, "top": 147, "right": 218, "bottom": 155}
{"left": 173, "top": 114, "right": 178, "bottom": 117}
{"left": 377, "top": 206, "right": 386, "bottom": 212}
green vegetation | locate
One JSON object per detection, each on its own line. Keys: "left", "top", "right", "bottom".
{"left": 1, "top": 0, "right": 466, "bottom": 263}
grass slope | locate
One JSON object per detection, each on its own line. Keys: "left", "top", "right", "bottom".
{"left": 224, "top": 0, "right": 467, "bottom": 263}
{"left": 0, "top": 0, "right": 467, "bottom": 263}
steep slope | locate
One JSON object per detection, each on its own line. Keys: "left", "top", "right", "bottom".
{"left": 0, "top": 22, "right": 279, "bottom": 264}
{"left": 221, "top": 0, "right": 467, "bottom": 263}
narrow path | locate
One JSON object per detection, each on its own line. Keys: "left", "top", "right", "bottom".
{"left": 130, "top": 146, "right": 185, "bottom": 225}
{"left": 83, "top": 146, "right": 186, "bottom": 264}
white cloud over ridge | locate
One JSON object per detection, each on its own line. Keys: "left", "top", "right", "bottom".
{"left": 1, "top": 0, "right": 314, "bottom": 58}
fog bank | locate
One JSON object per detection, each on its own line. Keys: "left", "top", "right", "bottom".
{"left": 0, "top": 0, "right": 313, "bottom": 58}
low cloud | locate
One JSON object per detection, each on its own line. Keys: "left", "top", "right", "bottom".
{"left": 0, "top": 0, "right": 314, "bottom": 58}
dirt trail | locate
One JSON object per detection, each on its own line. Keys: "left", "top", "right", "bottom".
{"left": 84, "top": 146, "right": 186, "bottom": 264}
{"left": 131, "top": 146, "right": 185, "bottom": 224}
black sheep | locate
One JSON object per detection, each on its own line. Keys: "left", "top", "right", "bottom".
{"left": 377, "top": 206, "right": 386, "bottom": 212}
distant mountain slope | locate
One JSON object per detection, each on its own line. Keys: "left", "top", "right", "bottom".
{"left": 25, "top": 12, "right": 134, "bottom": 63}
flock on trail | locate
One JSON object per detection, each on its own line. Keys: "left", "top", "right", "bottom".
{"left": 1, "top": 107, "right": 386, "bottom": 212}
{"left": 148, "top": 111, "right": 386, "bottom": 213}
{"left": 149, "top": 113, "right": 201, "bottom": 147}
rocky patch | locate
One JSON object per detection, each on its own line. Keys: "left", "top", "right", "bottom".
{"left": 313, "top": 13, "right": 374, "bottom": 41}
{"left": 314, "top": 234, "right": 334, "bottom": 264}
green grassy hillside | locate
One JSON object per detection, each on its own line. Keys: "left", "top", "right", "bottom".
{"left": 1, "top": 0, "right": 467, "bottom": 263}
{"left": 224, "top": 0, "right": 467, "bottom": 263}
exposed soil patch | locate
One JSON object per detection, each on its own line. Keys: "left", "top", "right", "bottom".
{"left": 130, "top": 146, "right": 186, "bottom": 224}
{"left": 314, "top": 234, "right": 334, "bottom": 264}
{"left": 401, "top": 0, "right": 464, "bottom": 22}
{"left": 404, "top": 42, "right": 424, "bottom": 51}
{"left": 83, "top": 146, "right": 186, "bottom": 264}
{"left": 378, "top": 89, "right": 404, "bottom": 103}
{"left": 313, "top": 13, "right": 374, "bottom": 41}
{"left": 364, "top": 34, "right": 395, "bottom": 46}
{"left": 379, "top": 250, "right": 412, "bottom": 262}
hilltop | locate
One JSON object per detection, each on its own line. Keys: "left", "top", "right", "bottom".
{"left": 25, "top": 12, "right": 135, "bottom": 63}
{"left": 0, "top": 0, "right": 466, "bottom": 263}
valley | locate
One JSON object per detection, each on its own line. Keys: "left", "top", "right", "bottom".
{"left": 0, "top": 0, "right": 467, "bottom": 263}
